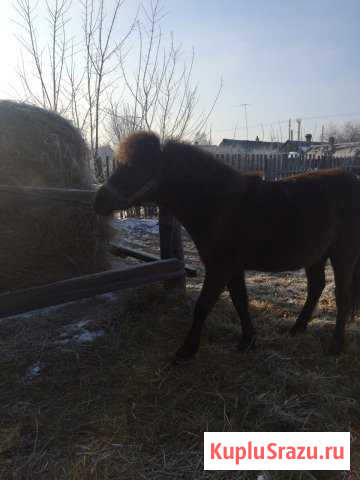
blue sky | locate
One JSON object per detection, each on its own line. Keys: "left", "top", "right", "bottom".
{"left": 161, "top": 0, "right": 360, "bottom": 141}
{"left": 0, "top": 0, "right": 359, "bottom": 143}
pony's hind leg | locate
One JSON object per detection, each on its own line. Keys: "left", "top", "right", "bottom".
{"left": 175, "top": 269, "right": 228, "bottom": 360}
{"left": 290, "top": 259, "right": 326, "bottom": 335}
{"left": 228, "top": 271, "right": 256, "bottom": 351}
{"left": 350, "top": 257, "right": 360, "bottom": 322}
{"left": 330, "top": 253, "right": 358, "bottom": 355}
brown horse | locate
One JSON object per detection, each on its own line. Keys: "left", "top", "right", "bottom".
{"left": 94, "top": 131, "right": 360, "bottom": 359}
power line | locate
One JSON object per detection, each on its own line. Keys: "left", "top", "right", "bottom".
{"left": 214, "top": 111, "right": 360, "bottom": 134}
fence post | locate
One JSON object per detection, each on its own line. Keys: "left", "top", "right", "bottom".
{"left": 106, "top": 155, "right": 110, "bottom": 178}
{"left": 264, "top": 155, "right": 268, "bottom": 180}
{"left": 159, "top": 206, "right": 186, "bottom": 294}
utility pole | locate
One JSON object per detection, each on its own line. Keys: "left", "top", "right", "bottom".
{"left": 296, "top": 118, "right": 302, "bottom": 141}
{"left": 321, "top": 125, "right": 325, "bottom": 142}
{"left": 313, "top": 123, "right": 318, "bottom": 142}
{"left": 288, "top": 119, "right": 291, "bottom": 140}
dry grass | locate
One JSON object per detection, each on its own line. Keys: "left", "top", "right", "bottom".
{"left": 0, "top": 258, "right": 359, "bottom": 479}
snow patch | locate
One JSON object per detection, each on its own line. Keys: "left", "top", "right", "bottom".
{"left": 74, "top": 319, "right": 91, "bottom": 329}
{"left": 112, "top": 217, "right": 159, "bottom": 235}
{"left": 73, "top": 329, "right": 105, "bottom": 343}
{"left": 60, "top": 319, "right": 91, "bottom": 338}
{"left": 24, "top": 361, "right": 45, "bottom": 382}
{"left": 60, "top": 327, "right": 105, "bottom": 345}
{"left": 95, "top": 292, "right": 121, "bottom": 303}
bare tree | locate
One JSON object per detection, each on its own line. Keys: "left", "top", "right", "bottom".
{"left": 82, "top": 0, "right": 134, "bottom": 177}
{"left": 13, "top": 0, "right": 221, "bottom": 179}
{"left": 109, "top": 0, "right": 222, "bottom": 143}
{"left": 326, "top": 121, "right": 360, "bottom": 143}
{"left": 14, "top": 0, "right": 133, "bottom": 181}
{"left": 105, "top": 98, "right": 141, "bottom": 144}
{"left": 193, "top": 130, "right": 211, "bottom": 145}
{"left": 14, "top": 0, "right": 71, "bottom": 112}
{"left": 64, "top": 39, "right": 88, "bottom": 131}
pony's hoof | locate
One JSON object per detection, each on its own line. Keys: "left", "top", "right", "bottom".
{"left": 238, "top": 335, "right": 256, "bottom": 352}
{"left": 290, "top": 323, "right": 307, "bottom": 336}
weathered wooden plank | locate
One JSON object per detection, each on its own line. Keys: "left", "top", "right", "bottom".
{"left": 0, "top": 185, "right": 97, "bottom": 207}
{"left": 0, "top": 259, "right": 185, "bottom": 318}
{"left": 109, "top": 242, "right": 197, "bottom": 277}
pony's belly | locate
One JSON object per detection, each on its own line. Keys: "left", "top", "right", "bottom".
{"left": 243, "top": 258, "right": 305, "bottom": 273}
{"left": 245, "top": 260, "right": 305, "bottom": 273}
{"left": 241, "top": 242, "right": 329, "bottom": 272}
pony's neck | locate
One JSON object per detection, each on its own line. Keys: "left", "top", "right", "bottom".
{"left": 157, "top": 144, "right": 244, "bottom": 237}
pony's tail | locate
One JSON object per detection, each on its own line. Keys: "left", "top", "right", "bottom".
{"left": 351, "top": 257, "right": 360, "bottom": 321}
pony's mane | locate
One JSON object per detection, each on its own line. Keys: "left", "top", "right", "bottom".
{"left": 115, "top": 131, "right": 235, "bottom": 180}
{"left": 162, "top": 138, "right": 242, "bottom": 184}
{"left": 115, "top": 131, "right": 161, "bottom": 166}
{"left": 115, "top": 131, "right": 262, "bottom": 190}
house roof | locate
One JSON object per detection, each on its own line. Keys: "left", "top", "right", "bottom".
{"left": 282, "top": 140, "right": 323, "bottom": 146}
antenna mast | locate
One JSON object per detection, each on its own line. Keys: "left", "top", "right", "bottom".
{"left": 234, "top": 103, "right": 251, "bottom": 140}
{"left": 296, "top": 118, "right": 302, "bottom": 141}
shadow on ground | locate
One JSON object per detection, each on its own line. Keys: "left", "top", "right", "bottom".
{"left": 0, "top": 274, "right": 359, "bottom": 479}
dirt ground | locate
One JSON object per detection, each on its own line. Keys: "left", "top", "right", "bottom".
{"left": 0, "top": 218, "right": 359, "bottom": 479}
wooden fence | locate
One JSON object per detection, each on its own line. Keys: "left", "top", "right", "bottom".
{"left": 0, "top": 259, "right": 184, "bottom": 318}
{"left": 1, "top": 154, "right": 358, "bottom": 317}
{"left": 216, "top": 153, "right": 360, "bottom": 180}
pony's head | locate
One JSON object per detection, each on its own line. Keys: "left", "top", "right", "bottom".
{"left": 94, "top": 131, "right": 162, "bottom": 215}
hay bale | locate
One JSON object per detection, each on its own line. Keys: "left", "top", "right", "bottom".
{"left": 0, "top": 100, "right": 109, "bottom": 291}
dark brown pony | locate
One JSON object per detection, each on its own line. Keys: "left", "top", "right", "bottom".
{"left": 94, "top": 131, "right": 360, "bottom": 358}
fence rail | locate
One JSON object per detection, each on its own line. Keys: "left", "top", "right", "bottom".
{"left": 0, "top": 185, "right": 97, "bottom": 207}
{"left": 0, "top": 259, "right": 185, "bottom": 319}
{"left": 0, "top": 184, "right": 187, "bottom": 317}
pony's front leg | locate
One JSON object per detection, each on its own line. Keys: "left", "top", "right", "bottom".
{"left": 228, "top": 272, "right": 256, "bottom": 351}
{"left": 175, "top": 270, "right": 228, "bottom": 360}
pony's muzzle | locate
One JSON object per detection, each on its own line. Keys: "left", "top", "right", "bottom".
{"left": 93, "top": 184, "right": 128, "bottom": 215}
